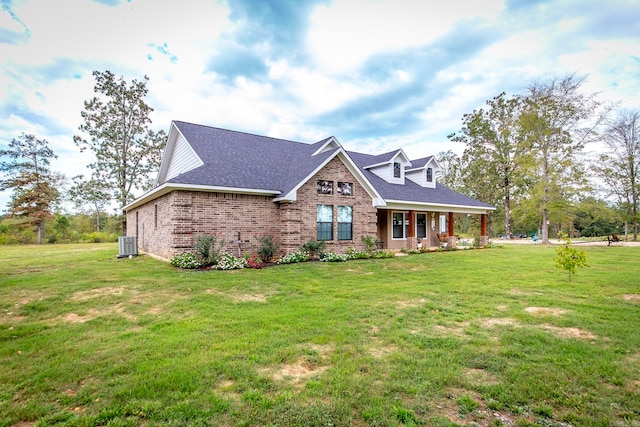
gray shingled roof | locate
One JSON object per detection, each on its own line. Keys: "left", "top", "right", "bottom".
{"left": 347, "top": 151, "right": 492, "bottom": 208}
{"left": 406, "top": 156, "right": 434, "bottom": 170}
{"left": 166, "top": 121, "right": 492, "bottom": 209}
{"left": 168, "top": 121, "right": 333, "bottom": 193}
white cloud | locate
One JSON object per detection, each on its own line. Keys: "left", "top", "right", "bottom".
{"left": 307, "top": 0, "right": 504, "bottom": 73}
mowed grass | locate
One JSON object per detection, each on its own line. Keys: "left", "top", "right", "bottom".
{"left": 1, "top": 243, "right": 639, "bottom": 426}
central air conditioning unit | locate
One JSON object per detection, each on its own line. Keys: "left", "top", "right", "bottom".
{"left": 117, "top": 236, "right": 138, "bottom": 258}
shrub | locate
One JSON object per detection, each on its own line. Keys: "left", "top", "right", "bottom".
{"left": 257, "top": 235, "right": 281, "bottom": 263}
{"left": 301, "top": 239, "right": 326, "bottom": 259}
{"left": 170, "top": 252, "right": 202, "bottom": 269}
{"left": 195, "top": 234, "right": 225, "bottom": 266}
{"left": 278, "top": 250, "right": 309, "bottom": 264}
{"left": 321, "top": 252, "right": 349, "bottom": 262}
{"left": 371, "top": 250, "right": 395, "bottom": 259}
{"left": 346, "top": 248, "right": 370, "bottom": 259}
{"left": 361, "top": 235, "right": 379, "bottom": 254}
{"left": 214, "top": 253, "right": 247, "bottom": 270}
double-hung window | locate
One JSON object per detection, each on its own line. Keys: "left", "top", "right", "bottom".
{"left": 317, "top": 205, "right": 333, "bottom": 241}
{"left": 337, "top": 206, "right": 353, "bottom": 240}
{"left": 426, "top": 167, "right": 433, "bottom": 182}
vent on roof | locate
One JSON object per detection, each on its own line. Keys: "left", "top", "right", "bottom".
{"left": 117, "top": 236, "right": 138, "bottom": 258}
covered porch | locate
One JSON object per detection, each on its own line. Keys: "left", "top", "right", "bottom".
{"left": 376, "top": 206, "right": 490, "bottom": 250}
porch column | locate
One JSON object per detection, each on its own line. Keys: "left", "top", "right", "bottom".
{"left": 407, "top": 210, "right": 416, "bottom": 249}
{"left": 479, "top": 213, "right": 488, "bottom": 248}
{"left": 447, "top": 212, "right": 457, "bottom": 248}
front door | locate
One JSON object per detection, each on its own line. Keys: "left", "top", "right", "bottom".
{"left": 416, "top": 213, "right": 427, "bottom": 240}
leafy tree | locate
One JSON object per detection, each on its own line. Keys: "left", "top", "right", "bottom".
{"left": 595, "top": 110, "right": 640, "bottom": 240}
{"left": 435, "top": 150, "right": 463, "bottom": 190}
{"left": 521, "top": 74, "right": 607, "bottom": 243}
{"left": 449, "top": 92, "right": 533, "bottom": 238}
{"left": 68, "top": 175, "right": 110, "bottom": 232}
{"left": 0, "top": 134, "right": 62, "bottom": 244}
{"left": 74, "top": 70, "right": 166, "bottom": 214}
{"left": 572, "top": 196, "right": 621, "bottom": 237}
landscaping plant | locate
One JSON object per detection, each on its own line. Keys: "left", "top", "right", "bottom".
{"left": 195, "top": 234, "right": 225, "bottom": 266}
{"left": 554, "top": 232, "right": 587, "bottom": 281}
{"left": 257, "top": 234, "right": 281, "bottom": 263}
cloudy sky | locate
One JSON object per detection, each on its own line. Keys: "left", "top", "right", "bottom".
{"left": 1, "top": 0, "right": 639, "bottom": 212}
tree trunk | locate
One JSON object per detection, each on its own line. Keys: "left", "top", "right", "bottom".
{"left": 624, "top": 221, "right": 629, "bottom": 240}
{"left": 504, "top": 174, "right": 512, "bottom": 238}
{"left": 541, "top": 209, "right": 549, "bottom": 244}
{"left": 37, "top": 220, "right": 43, "bottom": 245}
{"left": 633, "top": 195, "right": 638, "bottom": 241}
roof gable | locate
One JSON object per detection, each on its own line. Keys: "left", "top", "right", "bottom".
{"left": 156, "top": 122, "right": 204, "bottom": 185}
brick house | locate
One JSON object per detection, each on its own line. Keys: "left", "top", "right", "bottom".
{"left": 123, "top": 121, "right": 494, "bottom": 259}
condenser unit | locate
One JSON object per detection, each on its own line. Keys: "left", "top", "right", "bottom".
{"left": 117, "top": 236, "right": 138, "bottom": 258}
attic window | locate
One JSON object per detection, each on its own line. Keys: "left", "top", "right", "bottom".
{"left": 426, "top": 167, "right": 433, "bottom": 183}
{"left": 338, "top": 182, "right": 353, "bottom": 196}
{"left": 393, "top": 162, "right": 401, "bottom": 178}
{"left": 317, "top": 180, "right": 333, "bottom": 195}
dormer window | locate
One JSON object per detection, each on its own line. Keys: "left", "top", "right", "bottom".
{"left": 426, "top": 167, "right": 433, "bottom": 183}
{"left": 393, "top": 162, "right": 401, "bottom": 178}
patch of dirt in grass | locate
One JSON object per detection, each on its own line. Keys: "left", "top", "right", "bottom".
{"left": 539, "top": 324, "right": 597, "bottom": 340}
{"left": 112, "top": 304, "right": 137, "bottom": 322}
{"left": 524, "top": 307, "right": 567, "bottom": 316}
{"left": 509, "top": 288, "right": 542, "bottom": 296}
{"left": 54, "top": 304, "right": 138, "bottom": 324}
{"left": 432, "top": 324, "right": 467, "bottom": 337}
{"left": 71, "top": 286, "right": 125, "bottom": 301}
{"left": 0, "top": 312, "right": 26, "bottom": 324}
{"left": 205, "top": 288, "right": 273, "bottom": 303}
{"left": 146, "top": 306, "right": 163, "bottom": 315}
{"left": 263, "top": 360, "right": 328, "bottom": 388}
{"left": 11, "top": 422, "right": 35, "bottom": 427}
{"left": 397, "top": 298, "right": 427, "bottom": 308}
{"left": 475, "top": 317, "right": 597, "bottom": 341}
{"left": 307, "top": 343, "right": 334, "bottom": 357}
{"left": 479, "top": 317, "right": 520, "bottom": 327}
{"left": 434, "top": 388, "right": 520, "bottom": 426}
{"left": 464, "top": 368, "right": 500, "bottom": 386}
{"left": 60, "top": 312, "right": 96, "bottom": 323}
{"left": 264, "top": 344, "right": 332, "bottom": 388}
{"left": 622, "top": 294, "right": 640, "bottom": 302}
{"left": 367, "top": 339, "right": 397, "bottom": 359}
{"left": 216, "top": 379, "right": 242, "bottom": 401}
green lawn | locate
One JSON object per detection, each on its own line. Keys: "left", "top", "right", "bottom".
{"left": 1, "top": 243, "right": 639, "bottom": 426}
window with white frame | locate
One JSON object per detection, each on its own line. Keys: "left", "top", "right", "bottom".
{"left": 439, "top": 214, "right": 447, "bottom": 233}
{"left": 426, "top": 167, "right": 433, "bottom": 182}
{"left": 392, "top": 212, "right": 408, "bottom": 239}
{"left": 337, "top": 206, "right": 353, "bottom": 240}
{"left": 317, "top": 205, "right": 333, "bottom": 241}
{"left": 393, "top": 162, "right": 401, "bottom": 178}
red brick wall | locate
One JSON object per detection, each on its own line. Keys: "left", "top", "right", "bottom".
{"left": 282, "top": 155, "right": 377, "bottom": 253}
{"left": 126, "top": 154, "right": 378, "bottom": 259}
